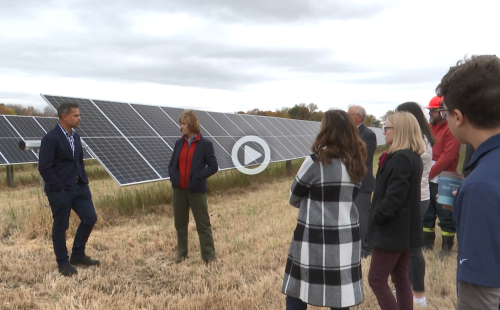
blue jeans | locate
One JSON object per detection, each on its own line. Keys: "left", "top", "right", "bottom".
{"left": 286, "top": 296, "right": 349, "bottom": 310}
{"left": 46, "top": 183, "right": 97, "bottom": 266}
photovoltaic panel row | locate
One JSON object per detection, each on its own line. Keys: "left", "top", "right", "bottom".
{"left": 0, "top": 116, "right": 41, "bottom": 165}
{"left": 41, "top": 94, "right": 319, "bottom": 186}
{"left": 0, "top": 115, "right": 93, "bottom": 166}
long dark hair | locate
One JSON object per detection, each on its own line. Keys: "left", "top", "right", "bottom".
{"left": 311, "top": 110, "right": 367, "bottom": 183}
{"left": 396, "top": 102, "right": 436, "bottom": 147}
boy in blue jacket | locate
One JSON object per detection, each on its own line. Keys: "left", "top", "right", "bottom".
{"left": 436, "top": 55, "right": 500, "bottom": 310}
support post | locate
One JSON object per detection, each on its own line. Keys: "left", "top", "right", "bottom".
{"left": 286, "top": 160, "right": 292, "bottom": 176}
{"left": 6, "top": 165, "right": 14, "bottom": 187}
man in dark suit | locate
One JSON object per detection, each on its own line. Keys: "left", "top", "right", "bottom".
{"left": 348, "top": 105, "right": 377, "bottom": 258}
{"left": 38, "top": 102, "right": 99, "bottom": 276}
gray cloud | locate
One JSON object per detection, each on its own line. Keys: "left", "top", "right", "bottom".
{"left": 69, "top": 0, "right": 389, "bottom": 23}
{"left": 349, "top": 67, "right": 449, "bottom": 85}
{"left": 0, "top": 0, "right": 397, "bottom": 95}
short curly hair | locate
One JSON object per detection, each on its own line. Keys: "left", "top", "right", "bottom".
{"left": 436, "top": 55, "right": 500, "bottom": 129}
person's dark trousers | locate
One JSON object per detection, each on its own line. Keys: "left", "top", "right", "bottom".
{"left": 424, "top": 183, "right": 456, "bottom": 258}
{"left": 369, "top": 247, "right": 413, "bottom": 310}
{"left": 46, "top": 183, "right": 97, "bottom": 266}
{"left": 355, "top": 191, "right": 372, "bottom": 257}
{"left": 285, "top": 296, "right": 349, "bottom": 310}
{"left": 409, "top": 200, "right": 429, "bottom": 293}
{"left": 173, "top": 188, "right": 215, "bottom": 260}
{"left": 457, "top": 281, "right": 500, "bottom": 310}
{"left": 423, "top": 182, "right": 456, "bottom": 237}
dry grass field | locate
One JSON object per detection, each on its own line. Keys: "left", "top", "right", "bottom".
{"left": 0, "top": 151, "right": 462, "bottom": 310}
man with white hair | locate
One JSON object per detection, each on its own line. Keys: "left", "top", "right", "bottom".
{"left": 348, "top": 104, "right": 377, "bottom": 258}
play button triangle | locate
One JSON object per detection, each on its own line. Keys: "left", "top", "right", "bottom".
{"left": 244, "top": 145, "right": 262, "bottom": 165}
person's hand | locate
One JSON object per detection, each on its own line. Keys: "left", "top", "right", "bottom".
{"left": 438, "top": 191, "right": 457, "bottom": 210}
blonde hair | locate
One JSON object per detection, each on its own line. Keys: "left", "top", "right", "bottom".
{"left": 178, "top": 109, "right": 201, "bottom": 134}
{"left": 388, "top": 112, "right": 425, "bottom": 155}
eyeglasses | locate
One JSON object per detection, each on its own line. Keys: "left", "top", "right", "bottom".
{"left": 383, "top": 126, "right": 394, "bottom": 132}
{"left": 440, "top": 109, "right": 449, "bottom": 120}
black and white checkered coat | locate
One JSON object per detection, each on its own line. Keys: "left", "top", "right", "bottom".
{"left": 282, "top": 154, "right": 364, "bottom": 308}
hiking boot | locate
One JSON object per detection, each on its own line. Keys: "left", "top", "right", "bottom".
{"left": 423, "top": 231, "right": 435, "bottom": 251}
{"left": 176, "top": 255, "right": 187, "bottom": 263}
{"left": 58, "top": 264, "right": 78, "bottom": 277}
{"left": 439, "top": 235, "right": 455, "bottom": 260}
{"left": 70, "top": 255, "right": 100, "bottom": 266}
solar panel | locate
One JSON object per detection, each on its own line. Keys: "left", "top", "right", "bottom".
{"left": 206, "top": 112, "right": 246, "bottom": 136}
{"left": 297, "top": 120, "right": 316, "bottom": 136}
{"left": 93, "top": 100, "right": 159, "bottom": 137}
{"left": 84, "top": 137, "right": 161, "bottom": 184}
{"left": 195, "top": 111, "right": 230, "bottom": 137}
{"left": 0, "top": 116, "right": 39, "bottom": 164}
{"left": 0, "top": 115, "right": 93, "bottom": 166}
{"left": 204, "top": 136, "right": 236, "bottom": 169}
{"left": 160, "top": 107, "right": 184, "bottom": 124}
{"left": 33, "top": 117, "right": 59, "bottom": 133}
{"left": 41, "top": 94, "right": 320, "bottom": 186}
{"left": 7, "top": 116, "right": 47, "bottom": 139}
{"left": 43, "top": 96, "right": 115, "bottom": 138}
{"left": 127, "top": 138, "right": 172, "bottom": 178}
{"left": 130, "top": 104, "right": 180, "bottom": 138}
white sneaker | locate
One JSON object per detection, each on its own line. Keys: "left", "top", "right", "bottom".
{"left": 414, "top": 296, "right": 427, "bottom": 307}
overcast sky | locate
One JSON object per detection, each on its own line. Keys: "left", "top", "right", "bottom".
{"left": 1, "top": 0, "right": 498, "bottom": 118}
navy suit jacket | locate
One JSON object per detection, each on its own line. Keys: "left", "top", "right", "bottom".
{"left": 38, "top": 125, "right": 88, "bottom": 193}
{"left": 358, "top": 124, "right": 377, "bottom": 192}
{"left": 168, "top": 134, "right": 218, "bottom": 193}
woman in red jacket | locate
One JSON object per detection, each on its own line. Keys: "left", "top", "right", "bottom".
{"left": 167, "top": 110, "right": 219, "bottom": 264}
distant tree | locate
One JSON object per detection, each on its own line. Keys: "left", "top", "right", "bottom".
{"left": 372, "top": 119, "right": 382, "bottom": 128}
{"left": 289, "top": 103, "right": 307, "bottom": 119}
{"left": 272, "top": 109, "right": 290, "bottom": 118}
{"left": 307, "top": 103, "right": 318, "bottom": 114}
{"left": 364, "top": 114, "right": 377, "bottom": 127}
{"left": 289, "top": 105, "right": 299, "bottom": 119}
{"left": 279, "top": 107, "right": 291, "bottom": 118}
{"left": 296, "top": 107, "right": 310, "bottom": 120}
{"left": 380, "top": 109, "right": 396, "bottom": 126}
{"left": 0, "top": 103, "right": 16, "bottom": 115}
{"left": 247, "top": 108, "right": 260, "bottom": 115}
{"left": 235, "top": 111, "right": 245, "bottom": 114}
{"left": 309, "top": 111, "right": 324, "bottom": 122}
{"left": 43, "top": 105, "right": 57, "bottom": 117}
{"left": 5, "top": 104, "right": 23, "bottom": 115}
{"left": 4, "top": 104, "right": 44, "bottom": 116}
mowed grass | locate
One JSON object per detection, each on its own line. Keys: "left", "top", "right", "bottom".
{"left": 0, "top": 150, "right": 465, "bottom": 309}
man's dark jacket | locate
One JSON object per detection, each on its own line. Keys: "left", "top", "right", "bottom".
{"left": 38, "top": 125, "right": 88, "bottom": 193}
{"left": 168, "top": 134, "right": 218, "bottom": 193}
{"left": 358, "top": 124, "right": 377, "bottom": 192}
{"left": 368, "top": 149, "right": 424, "bottom": 251}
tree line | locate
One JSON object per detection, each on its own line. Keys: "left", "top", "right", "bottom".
{"left": 1, "top": 101, "right": 393, "bottom": 128}
{"left": 0, "top": 103, "right": 57, "bottom": 117}
{"left": 237, "top": 103, "right": 393, "bottom": 128}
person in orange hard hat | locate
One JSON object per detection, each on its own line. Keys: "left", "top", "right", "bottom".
{"left": 422, "top": 96, "right": 461, "bottom": 260}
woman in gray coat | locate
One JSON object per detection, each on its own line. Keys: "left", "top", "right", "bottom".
{"left": 282, "top": 110, "right": 368, "bottom": 310}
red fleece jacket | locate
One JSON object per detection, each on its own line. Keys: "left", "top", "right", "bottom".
{"left": 429, "top": 121, "right": 461, "bottom": 179}
{"left": 178, "top": 134, "right": 200, "bottom": 189}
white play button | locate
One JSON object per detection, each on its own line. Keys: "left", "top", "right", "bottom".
{"left": 244, "top": 145, "right": 262, "bottom": 165}
{"left": 231, "top": 136, "right": 271, "bottom": 175}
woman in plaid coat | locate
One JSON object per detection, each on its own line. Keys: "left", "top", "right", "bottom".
{"left": 282, "top": 110, "right": 368, "bottom": 310}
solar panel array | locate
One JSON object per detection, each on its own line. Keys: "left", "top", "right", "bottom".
{"left": 0, "top": 115, "right": 93, "bottom": 166}
{"left": 41, "top": 95, "right": 321, "bottom": 186}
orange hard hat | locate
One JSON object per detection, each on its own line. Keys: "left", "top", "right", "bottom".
{"left": 425, "top": 96, "right": 443, "bottom": 109}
